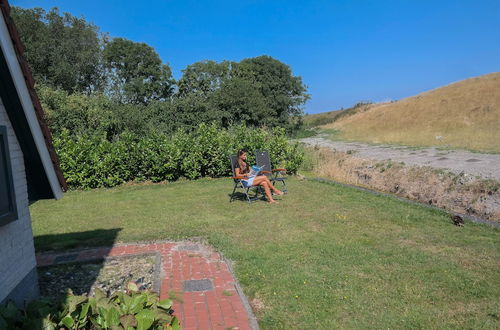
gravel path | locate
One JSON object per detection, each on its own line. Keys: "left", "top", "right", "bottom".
{"left": 39, "top": 254, "right": 157, "bottom": 297}
{"left": 301, "top": 136, "right": 500, "bottom": 181}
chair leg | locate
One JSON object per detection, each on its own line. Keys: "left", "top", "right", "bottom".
{"left": 229, "top": 184, "right": 238, "bottom": 202}
{"left": 282, "top": 180, "right": 288, "bottom": 193}
{"left": 271, "top": 173, "right": 288, "bottom": 193}
{"left": 245, "top": 188, "right": 252, "bottom": 203}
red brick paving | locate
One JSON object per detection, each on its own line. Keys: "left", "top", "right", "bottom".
{"left": 36, "top": 242, "right": 255, "bottom": 330}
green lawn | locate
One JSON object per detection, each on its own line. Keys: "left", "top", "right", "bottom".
{"left": 30, "top": 178, "right": 500, "bottom": 329}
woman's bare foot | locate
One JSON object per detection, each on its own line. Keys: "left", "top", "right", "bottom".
{"left": 273, "top": 190, "right": 284, "bottom": 196}
{"left": 268, "top": 200, "right": 279, "bottom": 204}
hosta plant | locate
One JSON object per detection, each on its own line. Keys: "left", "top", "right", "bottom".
{"left": 0, "top": 282, "right": 180, "bottom": 330}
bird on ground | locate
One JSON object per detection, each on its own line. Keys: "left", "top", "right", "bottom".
{"left": 452, "top": 215, "right": 464, "bottom": 227}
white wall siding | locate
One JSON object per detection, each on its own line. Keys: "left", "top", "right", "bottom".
{"left": 0, "top": 96, "right": 38, "bottom": 304}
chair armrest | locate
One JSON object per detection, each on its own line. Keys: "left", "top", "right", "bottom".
{"left": 272, "top": 168, "right": 287, "bottom": 172}
{"left": 261, "top": 171, "right": 272, "bottom": 174}
{"left": 232, "top": 176, "right": 242, "bottom": 180}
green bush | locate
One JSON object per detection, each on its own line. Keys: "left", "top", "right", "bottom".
{"left": 54, "top": 123, "right": 304, "bottom": 189}
{"left": 0, "top": 283, "right": 179, "bottom": 329}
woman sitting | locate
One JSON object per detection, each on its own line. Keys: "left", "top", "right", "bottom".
{"left": 234, "top": 149, "right": 284, "bottom": 204}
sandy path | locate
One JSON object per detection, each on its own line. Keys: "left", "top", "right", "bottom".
{"left": 301, "top": 136, "right": 500, "bottom": 181}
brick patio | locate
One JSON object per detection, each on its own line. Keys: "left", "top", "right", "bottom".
{"left": 36, "top": 242, "right": 257, "bottom": 330}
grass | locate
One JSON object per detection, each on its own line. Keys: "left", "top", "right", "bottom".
{"left": 303, "top": 101, "right": 374, "bottom": 129}
{"left": 303, "top": 109, "right": 347, "bottom": 127}
{"left": 287, "top": 127, "right": 318, "bottom": 139}
{"left": 320, "top": 72, "right": 500, "bottom": 153}
{"left": 30, "top": 178, "right": 500, "bottom": 329}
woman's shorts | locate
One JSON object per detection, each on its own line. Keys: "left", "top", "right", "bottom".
{"left": 241, "top": 177, "right": 255, "bottom": 188}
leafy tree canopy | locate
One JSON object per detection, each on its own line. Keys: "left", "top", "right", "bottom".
{"left": 178, "top": 60, "right": 233, "bottom": 97}
{"left": 103, "top": 38, "right": 175, "bottom": 104}
{"left": 234, "top": 56, "right": 310, "bottom": 125}
{"left": 12, "top": 6, "right": 310, "bottom": 134}
{"left": 176, "top": 56, "right": 310, "bottom": 130}
{"left": 11, "top": 7, "right": 104, "bottom": 93}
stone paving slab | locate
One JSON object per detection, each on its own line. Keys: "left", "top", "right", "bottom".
{"left": 37, "top": 242, "right": 257, "bottom": 330}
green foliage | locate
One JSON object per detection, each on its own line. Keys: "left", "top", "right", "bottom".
{"left": 211, "top": 77, "right": 271, "bottom": 127}
{"left": 288, "top": 127, "right": 318, "bottom": 139}
{"left": 234, "top": 56, "right": 310, "bottom": 128}
{"left": 0, "top": 284, "right": 179, "bottom": 330}
{"left": 174, "top": 57, "right": 310, "bottom": 131}
{"left": 39, "top": 85, "right": 116, "bottom": 136}
{"left": 178, "top": 60, "right": 232, "bottom": 97}
{"left": 103, "top": 38, "right": 175, "bottom": 104}
{"left": 12, "top": 7, "right": 310, "bottom": 132}
{"left": 54, "top": 123, "right": 304, "bottom": 189}
{"left": 38, "top": 84, "right": 155, "bottom": 138}
{"left": 11, "top": 7, "right": 104, "bottom": 93}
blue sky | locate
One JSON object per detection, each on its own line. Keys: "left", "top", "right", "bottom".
{"left": 11, "top": 0, "right": 500, "bottom": 113}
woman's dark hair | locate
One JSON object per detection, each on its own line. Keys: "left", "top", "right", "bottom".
{"left": 237, "top": 149, "right": 248, "bottom": 157}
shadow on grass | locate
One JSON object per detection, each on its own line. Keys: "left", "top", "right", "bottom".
{"left": 228, "top": 191, "right": 265, "bottom": 203}
{"left": 35, "top": 228, "right": 122, "bottom": 252}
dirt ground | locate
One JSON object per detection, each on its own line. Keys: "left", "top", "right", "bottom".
{"left": 301, "top": 135, "right": 500, "bottom": 180}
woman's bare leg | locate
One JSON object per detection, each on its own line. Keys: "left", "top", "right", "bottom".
{"left": 252, "top": 176, "right": 268, "bottom": 186}
{"left": 252, "top": 177, "right": 276, "bottom": 203}
{"left": 261, "top": 181, "right": 276, "bottom": 203}
{"left": 261, "top": 176, "right": 283, "bottom": 195}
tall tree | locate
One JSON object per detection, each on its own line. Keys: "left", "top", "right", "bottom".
{"left": 234, "top": 55, "right": 310, "bottom": 127}
{"left": 176, "top": 57, "right": 309, "bottom": 129}
{"left": 103, "top": 38, "right": 174, "bottom": 105}
{"left": 211, "top": 77, "right": 269, "bottom": 127}
{"left": 11, "top": 7, "right": 104, "bottom": 93}
{"left": 177, "top": 60, "right": 233, "bottom": 97}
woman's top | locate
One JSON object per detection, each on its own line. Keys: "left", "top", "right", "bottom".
{"left": 235, "top": 159, "right": 254, "bottom": 187}
{"left": 235, "top": 159, "right": 250, "bottom": 175}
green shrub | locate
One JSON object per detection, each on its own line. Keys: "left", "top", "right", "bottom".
{"left": 38, "top": 85, "right": 155, "bottom": 139}
{"left": 53, "top": 123, "right": 304, "bottom": 189}
{"left": 0, "top": 283, "right": 179, "bottom": 330}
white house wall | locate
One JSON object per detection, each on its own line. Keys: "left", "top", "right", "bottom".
{"left": 0, "top": 96, "right": 39, "bottom": 305}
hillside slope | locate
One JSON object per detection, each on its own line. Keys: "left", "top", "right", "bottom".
{"left": 322, "top": 72, "right": 500, "bottom": 152}
{"left": 303, "top": 109, "right": 346, "bottom": 127}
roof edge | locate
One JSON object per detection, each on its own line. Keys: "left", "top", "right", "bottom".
{"left": 0, "top": 0, "right": 67, "bottom": 195}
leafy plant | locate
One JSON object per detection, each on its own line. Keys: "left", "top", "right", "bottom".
{"left": 0, "top": 283, "right": 180, "bottom": 330}
{"left": 54, "top": 123, "right": 305, "bottom": 189}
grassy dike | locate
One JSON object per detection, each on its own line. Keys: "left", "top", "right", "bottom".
{"left": 30, "top": 178, "right": 500, "bottom": 329}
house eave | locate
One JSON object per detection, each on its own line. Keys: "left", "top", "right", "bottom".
{"left": 0, "top": 1, "right": 66, "bottom": 200}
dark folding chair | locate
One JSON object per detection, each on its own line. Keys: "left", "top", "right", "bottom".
{"left": 229, "top": 155, "right": 262, "bottom": 203}
{"left": 255, "top": 150, "right": 288, "bottom": 193}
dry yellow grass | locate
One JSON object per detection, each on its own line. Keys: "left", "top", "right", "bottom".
{"left": 322, "top": 72, "right": 500, "bottom": 152}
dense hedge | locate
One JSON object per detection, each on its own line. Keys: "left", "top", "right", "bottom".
{"left": 54, "top": 123, "right": 304, "bottom": 189}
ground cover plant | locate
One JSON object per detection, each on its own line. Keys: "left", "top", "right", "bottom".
{"left": 0, "top": 283, "right": 179, "bottom": 329}
{"left": 30, "top": 178, "right": 500, "bottom": 329}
